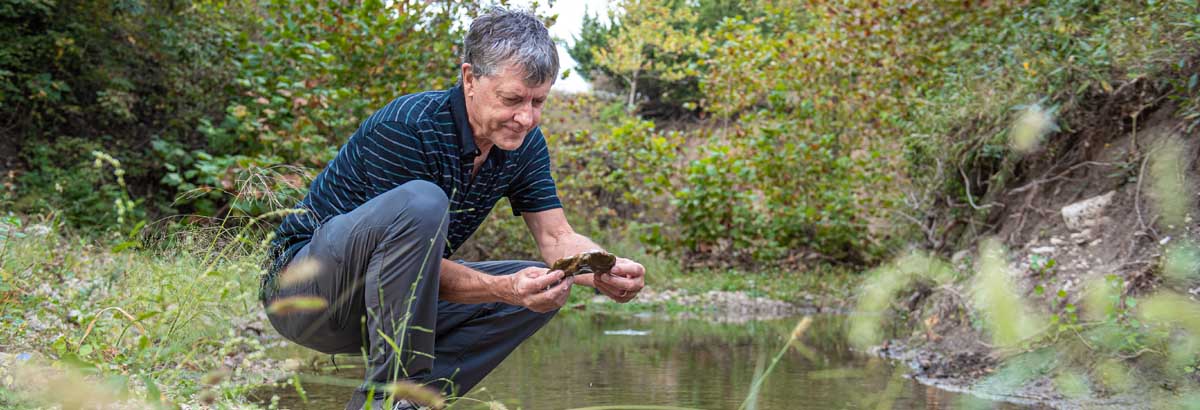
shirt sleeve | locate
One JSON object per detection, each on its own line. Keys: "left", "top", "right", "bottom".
{"left": 506, "top": 129, "right": 563, "bottom": 215}
{"left": 352, "top": 120, "right": 438, "bottom": 198}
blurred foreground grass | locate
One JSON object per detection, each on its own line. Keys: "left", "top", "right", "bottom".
{"left": 0, "top": 217, "right": 281, "bottom": 409}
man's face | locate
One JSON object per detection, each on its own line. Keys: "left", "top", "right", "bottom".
{"left": 462, "top": 62, "right": 553, "bottom": 151}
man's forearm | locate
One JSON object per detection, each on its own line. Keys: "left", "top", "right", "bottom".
{"left": 438, "top": 258, "right": 512, "bottom": 304}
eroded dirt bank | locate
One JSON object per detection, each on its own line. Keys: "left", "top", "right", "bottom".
{"left": 875, "top": 92, "right": 1200, "bottom": 407}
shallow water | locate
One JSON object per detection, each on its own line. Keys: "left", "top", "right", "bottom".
{"left": 262, "top": 313, "right": 1030, "bottom": 409}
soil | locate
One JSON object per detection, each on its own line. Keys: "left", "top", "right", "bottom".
{"left": 882, "top": 96, "right": 1200, "bottom": 407}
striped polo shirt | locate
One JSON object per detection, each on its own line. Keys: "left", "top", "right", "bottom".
{"left": 265, "top": 85, "right": 562, "bottom": 283}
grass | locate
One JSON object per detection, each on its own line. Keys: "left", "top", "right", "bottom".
{"left": 0, "top": 216, "right": 280, "bottom": 409}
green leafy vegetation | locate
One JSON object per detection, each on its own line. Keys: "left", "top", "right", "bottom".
{"left": 5, "top": 0, "right": 1200, "bottom": 408}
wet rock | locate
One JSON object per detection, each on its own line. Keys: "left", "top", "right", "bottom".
{"left": 627, "top": 288, "right": 800, "bottom": 322}
{"left": 1031, "top": 246, "right": 1056, "bottom": 255}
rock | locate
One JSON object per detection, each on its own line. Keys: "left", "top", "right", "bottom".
{"left": 952, "top": 250, "right": 972, "bottom": 265}
{"left": 1061, "top": 191, "right": 1115, "bottom": 230}
{"left": 27, "top": 224, "right": 51, "bottom": 236}
{"left": 1050, "top": 237, "right": 1067, "bottom": 246}
{"left": 1031, "top": 246, "right": 1056, "bottom": 255}
{"left": 1069, "top": 229, "right": 1093, "bottom": 244}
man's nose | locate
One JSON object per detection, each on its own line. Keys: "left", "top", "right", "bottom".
{"left": 513, "top": 104, "right": 533, "bottom": 128}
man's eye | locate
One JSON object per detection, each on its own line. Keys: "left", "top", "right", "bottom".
{"left": 504, "top": 97, "right": 521, "bottom": 104}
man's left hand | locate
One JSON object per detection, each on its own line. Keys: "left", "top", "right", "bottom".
{"left": 595, "top": 257, "right": 645, "bottom": 303}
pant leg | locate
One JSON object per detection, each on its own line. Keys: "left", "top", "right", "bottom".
{"left": 263, "top": 180, "right": 449, "bottom": 384}
{"left": 420, "top": 260, "right": 560, "bottom": 397}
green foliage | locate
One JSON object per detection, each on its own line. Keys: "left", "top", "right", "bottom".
{"left": 569, "top": 0, "right": 758, "bottom": 116}
{"left": 4, "top": 0, "right": 482, "bottom": 228}
{"left": 159, "top": 0, "right": 471, "bottom": 217}
{"left": 675, "top": 113, "right": 890, "bottom": 264}
{"left": 590, "top": 0, "right": 704, "bottom": 112}
{"left": 3, "top": 0, "right": 234, "bottom": 223}
{"left": 0, "top": 218, "right": 275, "bottom": 407}
{"left": 10, "top": 0, "right": 1200, "bottom": 273}
{"left": 572, "top": 0, "right": 1200, "bottom": 268}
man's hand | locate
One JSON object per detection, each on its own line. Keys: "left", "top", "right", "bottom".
{"left": 504, "top": 267, "right": 573, "bottom": 313}
{"left": 594, "top": 257, "right": 645, "bottom": 303}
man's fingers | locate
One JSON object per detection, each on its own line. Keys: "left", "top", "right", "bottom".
{"left": 611, "top": 259, "right": 646, "bottom": 278}
{"left": 553, "top": 277, "right": 573, "bottom": 302}
{"left": 533, "top": 276, "right": 572, "bottom": 311}
{"left": 598, "top": 273, "right": 640, "bottom": 291}
{"left": 528, "top": 269, "right": 564, "bottom": 290}
{"left": 549, "top": 275, "right": 573, "bottom": 293}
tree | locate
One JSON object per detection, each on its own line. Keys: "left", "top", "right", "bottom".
{"left": 590, "top": 0, "right": 704, "bottom": 113}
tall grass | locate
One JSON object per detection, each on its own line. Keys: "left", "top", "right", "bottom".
{"left": 0, "top": 217, "right": 279, "bottom": 408}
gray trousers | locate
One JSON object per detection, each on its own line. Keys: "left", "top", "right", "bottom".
{"left": 262, "top": 180, "right": 558, "bottom": 401}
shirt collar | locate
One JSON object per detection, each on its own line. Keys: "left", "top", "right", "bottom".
{"left": 449, "top": 84, "right": 480, "bottom": 158}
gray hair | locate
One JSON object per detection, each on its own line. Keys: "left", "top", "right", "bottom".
{"left": 462, "top": 7, "right": 559, "bottom": 86}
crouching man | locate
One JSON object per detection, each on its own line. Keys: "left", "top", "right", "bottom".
{"left": 259, "top": 7, "right": 645, "bottom": 410}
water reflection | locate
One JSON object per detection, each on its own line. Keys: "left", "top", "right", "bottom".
{"left": 265, "top": 313, "right": 1032, "bottom": 409}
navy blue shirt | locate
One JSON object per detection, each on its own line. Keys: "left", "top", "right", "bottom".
{"left": 266, "top": 85, "right": 562, "bottom": 281}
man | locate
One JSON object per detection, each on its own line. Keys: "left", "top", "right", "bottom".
{"left": 260, "top": 8, "right": 646, "bottom": 410}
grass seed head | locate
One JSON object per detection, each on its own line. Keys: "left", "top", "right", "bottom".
{"left": 1009, "top": 104, "right": 1056, "bottom": 153}
{"left": 198, "top": 389, "right": 218, "bottom": 405}
{"left": 266, "top": 296, "right": 329, "bottom": 315}
{"left": 1148, "top": 137, "right": 1192, "bottom": 229}
{"left": 278, "top": 257, "right": 321, "bottom": 288}
{"left": 201, "top": 369, "right": 230, "bottom": 386}
{"left": 384, "top": 380, "right": 446, "bottom": 409}
{"left": 789, "top": 316, "right": 813, "bottom": 342}
{"left": 1163, "top": 241, "right": 1200, "bottom": 283}
{"left": 972, "top": 239, "right": 1043, "bottom": 347}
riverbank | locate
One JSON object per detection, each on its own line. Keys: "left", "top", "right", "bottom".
{"left": 854, "top": 105, "right": 1200, "bottom": 408}
{"left": 0, "top": 217, "right": 847, "bottom": 409}
{"left": 9, "top": 206, "right": 1195, "bottom": 410}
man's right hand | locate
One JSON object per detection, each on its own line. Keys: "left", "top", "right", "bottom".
{"left": 504, "top": 267, "right": 573, "bottom": 313}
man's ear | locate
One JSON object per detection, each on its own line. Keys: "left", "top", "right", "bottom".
{"left": 461, "top": 63, "right": 475, "bottom": 96}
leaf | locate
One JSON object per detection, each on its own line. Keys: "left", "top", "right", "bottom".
{"left": 112, "top": 240, "right": 138, "bottom": 253}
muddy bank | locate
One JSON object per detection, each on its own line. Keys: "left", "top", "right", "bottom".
{"left": 873, "top": 102, "right": 1200, "bottom": 408}
{"left": 877, "top": 341, "right": 1156, "bottom": 410}
{"left": 588, "top": 288, "right": 824, "bottom": 322}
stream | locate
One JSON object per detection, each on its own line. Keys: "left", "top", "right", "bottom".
{"left": 261, "top": 313, "right": 1031, "bottom": 409}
